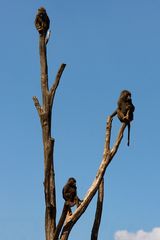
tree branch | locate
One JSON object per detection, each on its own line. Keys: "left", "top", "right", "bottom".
{"left": 33, "top": 96, "right": 43, "bottom": 116}
{"left": 53, "top": 204, "right": 69, "bottom": 240}
{"left": 60, "top": 116, "right": 127, "bottom": 240}
{"left": 49, "top": 63, "right": 66, "bottom": 107}
{"left": 60, "top": 117, "right": 111, "bottom": 240}
{"left": 91, "top": 178, "right": 104, "bottom": 240}
{"left": 39, "top": 35, "right": 49, "bottom": 108}
{"left": 110, "top": 122, "right": 127, "bottom": 159}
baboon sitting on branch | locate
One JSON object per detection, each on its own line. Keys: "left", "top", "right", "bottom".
{"left": 111, "top": 90, "right": 135, "bottom": 146}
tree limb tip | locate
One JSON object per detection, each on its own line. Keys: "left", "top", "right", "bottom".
{"left": 32, "top": 96, "right": 42, "bottom": 114}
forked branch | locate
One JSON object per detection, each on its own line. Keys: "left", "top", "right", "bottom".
{"left": 60, "top": 116, "right": 127, "bottom": 240}
{"left": 34, "top": 7, "right": 66, "bottom": 240}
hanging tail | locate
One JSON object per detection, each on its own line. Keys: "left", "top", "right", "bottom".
{"left": 127, "top": 123, "right": 130, "bottom": 146}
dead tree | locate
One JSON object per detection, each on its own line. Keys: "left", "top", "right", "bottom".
{"left": 33, "top": 7, "right": 66, "bottom": 240}
{"left": 33, "top": 7, "right": 132, "bottom": 240}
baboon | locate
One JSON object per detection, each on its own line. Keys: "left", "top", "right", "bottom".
{"left": 111, "top": 90, "right": 135, "bottom": 146}
{"left": 35, "top": 7, "right": 50, "bottom": 35}
{"left": 62, "top": 177, "right": 82, "bottom": 215}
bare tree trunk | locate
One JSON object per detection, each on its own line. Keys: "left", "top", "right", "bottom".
{"left": 33, "top": 8, "right": 66, "bottom": 240}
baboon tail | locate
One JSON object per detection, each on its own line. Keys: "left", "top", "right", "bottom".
{"left": 127, "top": 123, "right": 130, "bottom": 146}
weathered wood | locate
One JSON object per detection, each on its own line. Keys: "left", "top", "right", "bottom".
{"left": 60, "top": 117, "right": 127, "bottom": 240}
{"left": 34, "top": 8, "right": 66, "bottom": 240}
{"left": 53, "top": 204, "right": 69, "bottom": 240}
{"left": 33, "top": 8, "right": 129, "bottom": 240}
{"left": 91, "top": 178, "right": 104, "bottom": 240}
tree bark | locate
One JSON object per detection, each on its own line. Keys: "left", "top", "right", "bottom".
{"left": 33, "top": 8, "right": 66, "bottom": 240}
{"left": 33, "top": 8, "right": 130, "bottom": 240}
{"left": 91, "top": 178, "right": 104, "bottom": 240}
{"left": 53, "top": 204, "right": 69, "bottom": 240}
{"left": 60, "top": 117, "right": 127, "bottom": 240}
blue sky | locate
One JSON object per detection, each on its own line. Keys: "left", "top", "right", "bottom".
{"left": 0, "top": 1, "right": 160, "bottom": 240}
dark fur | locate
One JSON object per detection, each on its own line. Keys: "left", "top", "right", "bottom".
{"left": 35, "top": 7, "right": 50, "bottom": 35}
{"left": 62, "top": 178, "right": 82, "bottom": 214}
{"left": 111, "top": 90, "right": 135, "bottom": 146}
